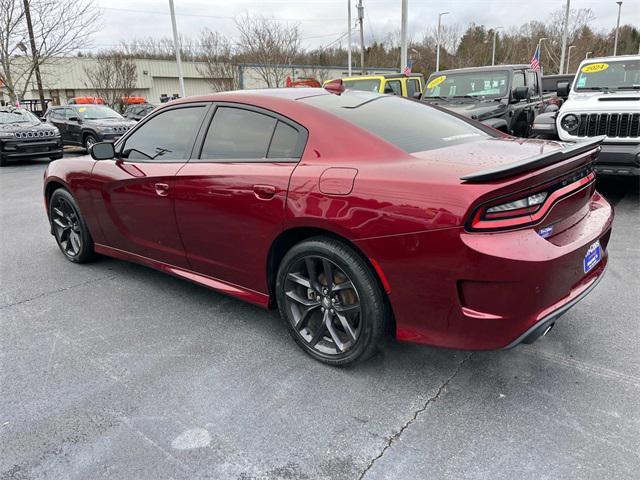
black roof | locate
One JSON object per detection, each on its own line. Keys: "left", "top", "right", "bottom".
{"left": 428, "top": 64, "right": 531, "bottom": 77}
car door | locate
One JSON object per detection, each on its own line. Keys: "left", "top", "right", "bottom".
{"left": 174, "top": 104, "right": 307, "bottom": 294}
{"left": 47, "top": 108, "right": 67, "bottom": 139}
{"left": 90, "top": 103, "right": 209, "bottom": 267}
{"left": 510, "top": 70, "right": 527, "bottom": 134}
{"left": 65, "top": 107, "right": 84, "bottom": 145}
{"left": 526, "top": 69, "right": 543, "bottom": 120}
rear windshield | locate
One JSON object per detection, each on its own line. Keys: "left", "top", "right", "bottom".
{"left": 301, "top": 92, "right": 489, "bottom": 153}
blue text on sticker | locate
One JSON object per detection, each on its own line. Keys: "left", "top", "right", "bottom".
{"left": 538, "top": 226, "right": 554, "bottom": 238}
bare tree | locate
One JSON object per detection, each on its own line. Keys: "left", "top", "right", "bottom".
{"left": 196, "top": 29, "right": 241, "bottom": 92}
{"left": 0, "top": 0, "right": 99, "bottom": 103}
{"left": 234, "top": 14, "right": 300, "bottom": 88}
{"left": 84, "top": 54, "right": 137, "bottom": 111}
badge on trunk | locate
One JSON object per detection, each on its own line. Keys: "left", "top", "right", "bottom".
{"left": 583, "top": 240, "right": 602, "bottom": 273}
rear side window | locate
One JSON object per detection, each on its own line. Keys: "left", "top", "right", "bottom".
{"left": 122, "top": 106, "right": 205, "bottom": 161}
{"left": 302, "top": 92, "right": 490, "bottom": 153}
{"left": 268, "top": 121, "right": 300, "bottom": 159}
{"left": 201, "top": 107, "right": 276, "bottom": 160}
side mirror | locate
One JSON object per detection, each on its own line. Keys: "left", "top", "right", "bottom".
{"left": 324, "top": 79, "right": 345, "bottom": 95}
{"left": 413, "top": 92, "right": 422, "bottom": 100}
{"left": 512, "top": 86, "right": 529, "bottom": 102}
{"left": 557, "top": 82, "right": 570, "bottom": 98}
{"left": 90, "top": 141, "right": 115, "bottom": 160}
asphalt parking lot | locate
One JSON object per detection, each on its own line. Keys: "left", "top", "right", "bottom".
{"left": 1, "top": 155, "right": 639, "bottom": 480}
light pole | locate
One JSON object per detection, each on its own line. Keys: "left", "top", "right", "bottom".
{"left": 585, "top": 51, "right": 593, "bottom": 59}
{"left": 559, "top": 0, "right": 570, "bottom": 74}
{"left": 566, "top": 45, "right": 577, "bottom": 73}
{"left": 538, "top": 37, "right": 547, "bottom": 72}
{"left": 357, "top": 0, "right": 365, "bottom": 74}
{"left": 491, "top": 27, "right": 503, "bottom": 66}
{"left": 400, "top": 0, "right": 408, "bottom": 72}
{"left": 436, "top": 11, "right": 450, "bottom": 72}
{"left": 347, "top": 0, "right": 352, "bottom": 75}
{"left": 168, "top": 0, "right": 185, "bottom": 97}
{"left": 613, "top": 1, "right": 623, "bottom": 56}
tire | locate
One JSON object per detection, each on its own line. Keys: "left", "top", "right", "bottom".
{"left": 49, "top": 188, "right": 95, "bottom": 263}
{"left": 276, "top": 237, "right": 389, "bottom": 366}
{"left": 83, "top": 133, "right": 98, "bottom": 151}
{"left": 0, "top": 156, "right": 7, "bottom": 167}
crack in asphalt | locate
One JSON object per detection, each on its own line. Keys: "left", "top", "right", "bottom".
{"left": 0, "top": 274, "right": 116, "bottom": 310}
{"left": 357, "top": 353, "right": 473, "bottom": 480}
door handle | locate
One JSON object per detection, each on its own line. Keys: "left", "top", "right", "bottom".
{"left": 253, "top": 184, "right": 277, "bottom": 200}
{"left": 155, "top": 183, "right": 170, "bottom": 196}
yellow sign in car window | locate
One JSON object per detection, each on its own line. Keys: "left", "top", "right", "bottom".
{"left": 78, "top": 107, "right": 86, "bottom": 112}
{"left": 581, "top": 63, "right": 608, "bottom": 74}
{"left": 427, "top": 75, "right": 446, "bottom": 89}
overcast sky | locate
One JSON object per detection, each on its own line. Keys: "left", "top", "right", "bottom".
{"left": 92, "top": 0, "right": 639, "bottom": 52}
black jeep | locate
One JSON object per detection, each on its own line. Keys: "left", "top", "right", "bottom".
{"left": 43, "top": 104, "right": 136, "bottom": 150}
{"left": 0, "top": 107, "right": 62, "bottom": 167}
{"left": 420, "top": 64, "right": 546, "bottom": 137}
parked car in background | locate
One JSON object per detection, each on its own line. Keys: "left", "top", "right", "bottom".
{"left": 0, "top": 107, "right": 62, "bottom": 167}
{"left": 43, "top": 105, "right": 136, "bottom": 149}
{"left": 421, "top": 65, "right": 545, "bottom": 137}
{"left": 43, "top": 88, "right": 612, "bottom": 365}
{"left": 541, "top": 74, "right": 575, "bottom": 107}
{"left": 555, "top": 55, "right": 640, "bottom": 176}
{"left": 123, "top": 103, "right": 158, "bottom": 122}
{"left": 285, "top": 77, "right": 322, "bottom": 88}
{"left": 67, "top": 97, "right": 106, "bottom": 105}
{"left": 323, "top": 73, "right": 424, "bottom": 98}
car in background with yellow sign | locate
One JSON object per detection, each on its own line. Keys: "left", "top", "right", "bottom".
{"left": 43, "top": 104, "right": 136, "bottom": 150}
{"left": 554, "top": 55, "right": 640, "bottom": 176}
{"left": 421, "top": 64, "right": 546, "bottom": 138}
{"left": 323, "top": 74, "right": 424, "bottom": 98}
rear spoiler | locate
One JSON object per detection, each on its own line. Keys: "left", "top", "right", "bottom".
{"left": 460, "top": 136, "right": 605, "bottom": 183}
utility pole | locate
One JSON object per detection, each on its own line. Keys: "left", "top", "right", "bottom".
{"left": 347, "top": 0, "right": 352, "bottom": 76}
{"left": 566, "top": 45, "right": 576, "bottom": 73}
{"left": 357, "top": 0, "right": 365, "bottom": 74}
{"left": 538, "top": 37, "right": 547, "bottom": 72}
{"left": 168, "top": 0, "right": 185, "bottom": 97}
{"left": 22, "top": 0, "right": 46, "bottom": 114}
{"left": 491, "top": 27, "right": 502, "bottom": 66}
{"left": 435, "top": 11, "right": 449, "bottom": 72}
{"left": 613, "top": 1, "right": 623, "bottom": 56}
{"left": 400, "top": 0, "right": 408, "bottom": 72}
{"left": 559, "top": 0, "right": 570, "bottom": 74}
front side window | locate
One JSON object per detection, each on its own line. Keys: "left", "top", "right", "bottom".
{"left": 512, "top": 71, "right": 525, "bottom": 88}
{"left": 200, "top": 107, "right": 276, "bottom": 160}
{"left": 425, "top": 70, "right": 509, "bottom": 98}
{"left": 406, "top": 79, "right": 420, "bottom": 97}
{"left": 122, "top": 106, "right": 205, "bottom": 161}
{"left": 342, "top": 79, "right": 381, "bottom": 93}
{"left": 385, "top": 80, "right": 402, "bottom": 95}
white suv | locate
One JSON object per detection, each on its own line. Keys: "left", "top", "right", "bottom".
{"left": 556, "top": 55, "right": 640, "bottom": 176}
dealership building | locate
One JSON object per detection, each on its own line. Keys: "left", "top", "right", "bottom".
{"left": 1, "top": 57, "right": 397, "bottom": 106}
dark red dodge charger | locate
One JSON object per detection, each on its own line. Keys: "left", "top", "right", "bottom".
{"left": 44, "top": 88, "right": 613, "bottom": 365}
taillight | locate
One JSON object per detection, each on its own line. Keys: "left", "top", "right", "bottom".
{"left": 467, "top": 168, "right": 595, "bottom": 232}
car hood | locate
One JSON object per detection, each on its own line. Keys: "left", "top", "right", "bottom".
{"left": 422, "top": 100, "right": 504, "bottom": 119}
{"left": 0, "top": 120, "right": 58, "bottom": 134}
{"left": 83, "top": 118, "right": 136, "bottom": 128}
{"left": 562, "top": 90, "right": 640, "bottom": 112}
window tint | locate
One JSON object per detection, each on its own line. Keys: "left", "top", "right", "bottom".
{"left": 122, "top": 106, "right": 205, "bottom": 161}
{"left": 302, "top": 92, "right": 490, "bottom": 153}
{"left": 268, "top": 121, "right": 300, "bottom": 159}
{"left": 406, "top": 79, "right": 420, "bottom": 97}
{"left": 201, "top": 107, "right": 276, "bottom": 160}
{"left": 385, "top": 80, "right": 402, "bottom": 95}
{"left": 512, "top": 71, "right": 525, "bottom": 88}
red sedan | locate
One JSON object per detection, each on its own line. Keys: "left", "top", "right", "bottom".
{"left": 44, "top": 89, "right": 613, "bottom": 365}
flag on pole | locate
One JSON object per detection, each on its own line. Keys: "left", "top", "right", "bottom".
{"left": 530, "top": 44, "right": 541, "bottom": 71}
{"left": 403, "top": 59, "right": 413, "bottom": 75}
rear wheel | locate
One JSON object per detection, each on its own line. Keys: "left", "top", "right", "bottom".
{"left": 276, "top": 237, "right": 389, "bottom": 366}
{"left": 49, "top": 189, "right": 95, "bottom": 263}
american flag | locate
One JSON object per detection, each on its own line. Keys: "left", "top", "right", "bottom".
{"left": 530, "top": 44, "right": 541, "bottom": 71}
{"left": 402, "top": 59, "right": 413, "bottom": 75}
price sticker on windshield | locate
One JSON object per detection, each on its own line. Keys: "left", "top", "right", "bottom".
{"left": 78, "top": 107, "right": 86, "bottom": 112}
{"left": 581, "top": 63, "right": 608, "bottom": 74}
{"left": 427, "top": 75, "right": 447, "bottom": 89}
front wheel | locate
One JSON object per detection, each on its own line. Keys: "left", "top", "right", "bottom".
{"left": 276, "top": 237, "right": 389, "bottom": 366}
{"left": 83, "top": 134, "right": 97, "bottom": 150}
{"left": 49, "top": 189, "right": 95, "bottom": 263}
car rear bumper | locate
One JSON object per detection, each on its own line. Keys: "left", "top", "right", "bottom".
{"left": 594, "top": 143, "right": 640, "bottom": 176}
{"left": 356, "top": 192, "right": 614, "bottom": 350}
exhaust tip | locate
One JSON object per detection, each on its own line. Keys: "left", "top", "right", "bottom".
{"left": 541, "top": 323, "right": 555, "bottom": 338}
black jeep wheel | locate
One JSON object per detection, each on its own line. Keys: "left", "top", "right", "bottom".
{"left": 49, "top": 189, "right": 95, "bottom": 263}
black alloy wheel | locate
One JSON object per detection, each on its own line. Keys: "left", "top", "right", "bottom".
{"left": 277, "top": 237, "right": 388, "bottom": 366}
{"left": 50, "top": 189, "right": 95, "bottom": 263}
